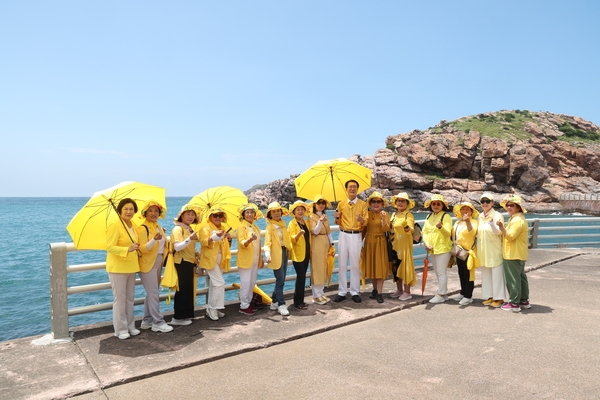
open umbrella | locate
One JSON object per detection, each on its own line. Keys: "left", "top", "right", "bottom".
{"left": 421, "top": 254, "right": 429, "bottom": 295}
{"left": 66, "top": 181, "right": 166, "bottom": 250}
{"left": 188, "top": 186, "right": 248, "bottom": 231}
{"left": 294, "top": 158, "right": 372, "bottom": 202}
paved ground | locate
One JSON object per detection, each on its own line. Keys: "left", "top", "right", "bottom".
{"left": 1, "top": 248, "right": 599, "bottom": 400}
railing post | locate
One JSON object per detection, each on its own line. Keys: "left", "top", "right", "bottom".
{"left": 530, "top": 219, "right": 540, "bottom": 249}
{"left": 50, "top": 243, "right": 70, "bottom": 339}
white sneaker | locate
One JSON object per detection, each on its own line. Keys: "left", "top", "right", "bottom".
{"left": 459, "top": 297, "right": 473, "bottom": 306}
{"left": 451, "top": 294, "right": 464, "bottom": 302}
{"left": 206, "top": 308, "right": 219, "bottom": 321}
{"left": 270, "top": 302, "right": 279, "bottom": 311}
{"left": 217, "top": 310, "right": 225, "bottom": 318}
{"left": 140, "top": 321, "right": 153, "bottom": 330}
{"left": 129, "top": 329, "right": 141, "bottom": 336}
{"left": 278, "top": 304, "right": 290, "bottom": 316}
{"left": 429, "top": 294, "right": 447, "bottom": 304}
{"left": 170, "top": 318, "right": 192, "bottom": 326}
{"left": 116, "top": 332, "right": 130, "bottom": 340}
{"left": 151, "top": 323, "right": 173, "bottom": 333}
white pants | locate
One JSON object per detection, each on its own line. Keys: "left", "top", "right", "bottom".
{"left": 337, "top": 232, "right": 362, "bottom": 296}
{"left": 481, "top": 264, "right": 506, "bottom": 300}
{"left": 238, "top": 263, "right": 259, "bottom": 309}
{"left": 108, "top": 272, "right": 136, "bottom": 335}
{"left": 205, "top": 263, "right": 225, "bottom": 310}
{"left": 431, "top": 252, "right": 452, "bottom": 295}
{"left": 312, "top": 284, "right": 325, "bottom": 298}
{"left": 139, "top": 255, "right": 165, "bottom": 325}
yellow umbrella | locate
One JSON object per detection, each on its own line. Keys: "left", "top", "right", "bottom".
{"left": 294, "top": 158, "right": 372, "bottom": 202}
{"left": 160, "top": 242, "right": 178, "bottom": 304}
{"left": 188, "top": 186, "right": 248, "bottom": 231}
{"left": 66, "top": 181, "right": 166, "bottom": 250}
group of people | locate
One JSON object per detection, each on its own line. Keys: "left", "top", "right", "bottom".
{"left": 104, "top": 184, "right": 531, "bottom": 340}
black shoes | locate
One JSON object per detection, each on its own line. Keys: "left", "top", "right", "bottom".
{"left": 376, "top": 293, "right": 384, "bottom": 303}
{"left": 352, "top": 295, "right": 362, "bottom": 303}
{"left": 333, "top": 294, "right": 347, "bottom": 302}
{"left": 369, "top": 289, "right": 377, "bottom": 299}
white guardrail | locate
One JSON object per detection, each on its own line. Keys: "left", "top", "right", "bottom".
{"left": 49, "top": 217, "right": 600, "bottom": 339}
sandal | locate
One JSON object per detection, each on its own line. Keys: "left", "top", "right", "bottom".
{"left": 294, "top": 303, "right": 309, "bottom": 310}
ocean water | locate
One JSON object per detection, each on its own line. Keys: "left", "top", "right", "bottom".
{"left": 0, "top": 197, "right": 598, "bottom": 342}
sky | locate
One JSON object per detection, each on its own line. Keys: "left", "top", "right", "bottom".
{"left": 1, "top": 1, "right": 599, "bottom": 197}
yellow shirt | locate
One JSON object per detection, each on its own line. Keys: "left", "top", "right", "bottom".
{"left": 171, "top": 225, "right": 197, "bottom": 264}
{"left": 235, "top": 220, "right": 263, "bottom": 269}
{"left": 288, "top": 217, "right": 310, "bottom": 262}
{"left": 502, "top": 213, "right": 528, "bottom": 261}
{"left": 137, "top": 220, "right": 167, "bottom": 273}
{"left": 476, "top": 209, "right": 504, "bottom": 267}
{"left": 199, "top": 222, "right": 232, "bottom": 271}
{"left": 422, "top": 212, "right": 452, "bottom": 254}
{"left": 264, "top": 219, "right": 291, "bottom": 270}
{"left": 336, "top": 198, "right": 368, "bottom": 231}
{"left": 106, "top": 221, "right": 140, "bottom": 274}
{"left": 452, "top": 218, "right": 479, "bottom": 250}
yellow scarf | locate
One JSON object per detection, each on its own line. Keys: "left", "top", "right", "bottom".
{"left": 268, "top": 218, "right": 292, "bottom": 249}
{"left": 207, "top": 221, "right": 232, "bottom": 272}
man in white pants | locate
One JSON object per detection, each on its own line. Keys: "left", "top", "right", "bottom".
{"left": 333, "top": 180, "right": 367, "bottom": 303}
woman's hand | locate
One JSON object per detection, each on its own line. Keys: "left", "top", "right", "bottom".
{"left": 153, "top": 231, "right": 163, "bottom": 240}
{"left": 190, "top": 231, "right": 198, "bottom": 240}
{"left": 266, "top": 255, "right": 272, "bottom": 263}
{"left": 128, "top": 243, "right": 140, "bottom": 252}
{"left": 319, "top": 214, "right": 327, "bottom": 221}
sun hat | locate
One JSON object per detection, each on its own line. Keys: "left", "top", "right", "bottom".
{"left": 500, "top": 195, "right": 527, "bottom": 213}
{"left": 423, "top": 194, "right": 449, "bottom": 210}
{"left": 266, "top": 201, "right": 289, "bottom": 219}
{"left": 366, "top": 191, "right": 388, "bottom": 207}
{"left": 480, "top": 192, "right": 495, "bottom": 202}
{"left": 289, "top": 200, "right": 309, "bottom": 215}
{"left": 140, "top": 200, "right": 167, "bottom": 219}
{"left": 311, "top": 194, "right": 331, "bottom": 210}
{"left": 207, "top": 206, "right": 229, "bottom": 222}
{"left": 453, "top": 201, "right": 480, "bottom": 220}
{"left": 238, "top": 203, "right": 263, "bottom": 221}
{"left": 174, "top": 204, "right": 203, "bottom": 223}
{"left": 390, "top": 192, "right": 415, "bottom": 210}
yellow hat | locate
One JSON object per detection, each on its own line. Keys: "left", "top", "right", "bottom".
{"left": 423, "top": 194, "right": 449, "bottom": 210}
{"left": 500, "top": 195, "right": 527, "bottom": 213}
{"left": 238, "top": 203, "right": 263, "bottom": 221}
{"left": 289, "top": 200, "right": 309, "bottom": 215}
{"left": 174, "top": 204, "right": 203, "bottom": 223}
{"left": 366, "top": 191, "right": 388, "bottom": 207}
{"left": 453, "top": 201, "right": 480, "bottom": 220}
{"left": 390, "top": 192, "right": 415, "bottom": 210}
{"left": 266, "top": 201, "right": 289, "bottom": 219}
{"left": 310, "top": 194, "right": 331, "bottom": 212}
{"left": 140, "top": 200, "right": 167, "bottom": 219}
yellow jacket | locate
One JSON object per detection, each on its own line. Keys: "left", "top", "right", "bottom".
{"left": 422, "top": 212, "right": 452, "bottom": 254}
{"left": 106, "top": 221, "right": 140, "bottom": 274}
{"left": 137, "top": 220, "right": 168, "bottom": 273}
{"left": 171, "top": 225, "right": 197, "bottom": 264}
{"left": 235, "top": 220, "right": 263, "bottom": 269}
{"left": 264, "top": 219, "right": 291, "bottom": 270}
{"left": 288, "top": 217, "right": 310, "bottom": 262}
{"left": 502, "top": 213, "right": 529, "bottom": 260}
{"left": 452, "top": 218, "right": 479, "bottom": 251}
{"left": 199, "top": 222, "right": 232, "bottom": 271}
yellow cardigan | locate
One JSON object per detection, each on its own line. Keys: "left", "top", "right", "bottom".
{"left": 264, "top": 220, "right": 291, "bottom": 270}
{"left": 137, "top": 220, "right": 168, "bottom": 273}
{"left": 106, "top": 221, "right": 140, "bottom": 274}
{"left": 502, "top": 213, "right": 529, "bottom": 260}
{"left": 199, "top": 222, "right": 232, "bottom": 271}
{"left": 288, "top": 217, "right": 310, "bottom": 262}
{"left": 235, "top": 220, "right": 263, "bottom": 269}
{"left": 422, "top": 212, "right": 453, "bottom": 254}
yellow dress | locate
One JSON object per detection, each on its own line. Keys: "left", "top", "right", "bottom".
{"left": 391, "top": 211, "right": 416, "bottom": 286}
{"left": 360, "top": 210, "right": 390, "bottom": 279}
{"left": 308, "top": 213, "right": 330, "bottom": 285}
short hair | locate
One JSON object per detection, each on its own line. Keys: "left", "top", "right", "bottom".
{"left": 116, "top": 198, "right": 138, "bottom": 215}
{"left": 345, "top": 180, "right": 359, "bottom": 189}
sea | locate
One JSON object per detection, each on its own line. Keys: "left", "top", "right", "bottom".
{"left": 0, "top": 197, "right": 598, "bottom": 342}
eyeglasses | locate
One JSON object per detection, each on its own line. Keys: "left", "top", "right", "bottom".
{"left": 431, "top": 202, "right": 443, "bottom": 206}
{"left": 212, "top": 213, "right": 225, "bottom": 218}
{"left": 316, "top": 200, "right": 327, "bottom": 205}
{"left": 480, "top": 199, "right": 492, "bottom": 204}
{"left": 505, "top": 203, "right": 516, "bottom": 208}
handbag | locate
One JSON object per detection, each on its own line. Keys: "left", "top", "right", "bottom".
{"left": 451, "top": 243, "right": 469, "bottom": 261}
{"left": 385, "top": 231, "right": 401, "bottom": 266}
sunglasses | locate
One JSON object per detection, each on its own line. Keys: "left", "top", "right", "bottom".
{"left": 371, "top": 200, "right": 383, "bottom": 204}
{"left": 212, "top": 213, "right": 225, "bottom": 218}
{"left": 505, "top": 203, "right": 516, "bottom": 208}
{"left": 431, "top": 202, "right": 443, "bottom": 206}
{"left": 480, "top": 199, "right": 492, "bottom": 204}
{"left": 316, "top": 200, "right": 327, "bottom": 205}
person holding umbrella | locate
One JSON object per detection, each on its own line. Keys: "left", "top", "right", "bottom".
{"left": 361, "top": 192, "right": 390, "bottom": 303}
{"left": 389, "top": 193, "right": 417, "bottom": 301}
{"left": 308, "top": 195, "right": 333, "bottom": 305}
{"left": 137, "top": 200, "right": 173, "bottom": 333}
{"left": 235, "top": 203, "right": 263, "bottom": 316}
{"left": 422, "top": 194, "right": 453, "bottom": 304}
{"left": 170, "top": 204, "right": 202, "bottom": 326}
{"left": 333, "top": 180, "right": 368, "bottom": 303}
{"left": 497, "top": 195, "right": 530, "bottom": 312}
{"left": 264, "top": 202, "right": 292, "bottom": 316}
{"left": 106, "top": 198, "right": 141, "bottom": 340}
{"left": 198, "top": 206, "right": 233, "bottom": 321}
{"left": 288, "top": 201, "right": 311, "bottom": 310}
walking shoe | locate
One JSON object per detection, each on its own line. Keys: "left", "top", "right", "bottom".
{"left": 322, "top": 295, "right": 331, "bottom": 302}
{"left": 217, "top": 310, "right": 225, "bottom": 318}
{"left": 490, "top": 300, "right": 504, "bottom": 308}
{"left": 116, "top": 332, "right": 130, "bottom": 340}
{"left": 450, "top": 294, "right": 464, "bottom": 302}
{"left": 369, "top": 289, "right": 377, "bottom": 299}
{"left": 206, "top": 308, "right": 219, "bottom": 321}
{"left": 151, "top": 323, "right": 173, "bottom": 333}
{"left": 140, "top": 321, "right": 153, "bottom": 330}
{"left": 352, "top": 295, "right": 362, "bottom": 303}
{"left": 501, "top": 302, "right": 521, "bottom": 312}
{"left": 313, "top": 297, "right": 327, "bottom": 305}
{"left": 170, "top": 318, "right": 192, "bottom": 326}
{"left": 129, "top": 329, "right": 141, "bottom": 336}
{"left": 270, "top": 302, "right": 279, "bottom": 310}
{"left": 390, "top": 290, "right": 402, "bottom": 298}
{"left": 429, "top": 294, "right": 447, "bottom": 304}
{"left": 482, "top": 298, "right": 494, "bottom": 305}
{"left": 459, "top": 297, "right": 473, "bottom": 306}
{"left": 399, "top": 293, "right": 412, "bottom": 301}
{"left": 278, "top": 304, "right": 290, "bottom": 316}
{"left": 239, "top": 307, "right": 256, "bottom": 316}
{"left": 519, "top": 301, "right": 531, "bottom": 309}
{"left": 376, "top": 293, "right": 384, "bottom": 303}
{"left": 333, "top": 294, "right": 347, "bottom": 302}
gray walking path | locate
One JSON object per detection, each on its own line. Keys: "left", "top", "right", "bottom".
{"left": 1, "top": 248, "right": 599, "bottom": 400}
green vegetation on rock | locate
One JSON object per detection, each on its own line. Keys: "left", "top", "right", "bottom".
{"left": 450, "top": 110, "right": 534, "bottom": 140}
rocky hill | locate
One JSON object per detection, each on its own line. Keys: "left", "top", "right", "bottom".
{"left": 248, "top": 110, "right": 600, "bottom": 212}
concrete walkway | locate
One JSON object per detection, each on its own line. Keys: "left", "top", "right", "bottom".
{"left": 1, "top": 249, "right": 599, "bottom": 399}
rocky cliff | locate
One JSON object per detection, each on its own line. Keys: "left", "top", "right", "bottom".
{"left": 248, "top": 110, "right": 600, "bottom": 212}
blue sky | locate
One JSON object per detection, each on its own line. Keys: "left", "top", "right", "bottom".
{"left": 2, "top": 1, "right": 599, "bottom": 197}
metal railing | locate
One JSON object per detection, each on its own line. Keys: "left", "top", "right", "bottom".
{"left": 49, "top": 216, "right": 600, "bottom": 339}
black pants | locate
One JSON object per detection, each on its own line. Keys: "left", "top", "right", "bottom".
{"left": 293, "top": 258, "right": 310, "bottom": 306}
{"left": 457, "top": 257, "right": 474, "bottom": 299}
{"left": 173, "top": 260, "right": 196, "bottom": 319}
